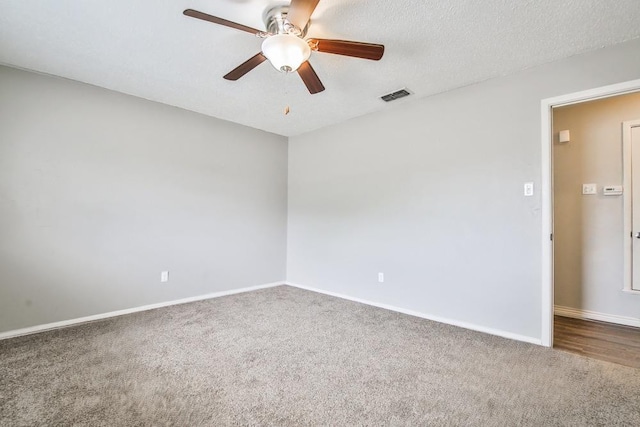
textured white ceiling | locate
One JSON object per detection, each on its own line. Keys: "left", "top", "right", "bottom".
{"left": 1, "top": 0, "right": 639, "bottom": 136}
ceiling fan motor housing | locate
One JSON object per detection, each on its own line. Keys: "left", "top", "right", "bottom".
{"left": 263, "top": 6, "right": 309, "bottom": 37}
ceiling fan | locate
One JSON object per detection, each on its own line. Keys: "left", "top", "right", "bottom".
{"left": 183, "top": 0, "right": 385, "bottom": 94}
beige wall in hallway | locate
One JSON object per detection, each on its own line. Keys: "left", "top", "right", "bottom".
{"left": 553, "top": 92, "right": 640, "bottom": 320}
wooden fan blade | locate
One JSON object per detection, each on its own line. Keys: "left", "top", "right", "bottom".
{"left": 297, "top": 61, "right": 325, "bottom": 94}
{"left": 287, "top": 0, "right": 320, "bottom": 30}
{"left": 183, "top": 9, "right": 262, "bottom": 35}
{"left": 308, "top": 39, "right": 385, "bottom": 60}
{"left": 224, "top": 53, "right": 267, "bottom": 81}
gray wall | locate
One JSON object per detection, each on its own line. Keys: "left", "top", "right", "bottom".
{"left": 0, "top": 66, "right": 288, "bottom": 333}
{"left": 554, "top": 93, "right": 640, "bottom": 319}
{"left": 287, "top": 38, "right": 640, "bottom": 341}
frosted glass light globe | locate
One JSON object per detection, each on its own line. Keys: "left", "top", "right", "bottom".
{"left": 262, "top": 34, "right": 311, "bottom": 73}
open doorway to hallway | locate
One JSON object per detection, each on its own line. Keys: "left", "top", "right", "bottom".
{"left": 552, "top": 92, "right": 640, "bottom": 368}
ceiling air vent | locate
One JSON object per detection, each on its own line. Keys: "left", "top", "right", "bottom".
{"left": 380, "top": 88, "right": 411, "bottom": 102}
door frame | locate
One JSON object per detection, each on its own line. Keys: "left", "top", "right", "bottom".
{"left": 623, "top": 119, "right": 640, "bottom": 292}
{"left": 540, "top": 78, "right": 640, "bottom": 348}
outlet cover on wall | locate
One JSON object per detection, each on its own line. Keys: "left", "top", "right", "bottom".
{"left": 378, "top": 272, "right": 384, "bottom": 283}
{"left": 160, "top": 271, "right": 169, "bottom": 282}
{"left": 582, "top": 183, "right": 597, "bottom": 195}
{"left": 524, "top": 182, "right": 534, "bottom": 196}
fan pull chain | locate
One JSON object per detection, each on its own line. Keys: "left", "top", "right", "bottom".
{"left": 283, "top": 71, "right": 291, "bottom": 115}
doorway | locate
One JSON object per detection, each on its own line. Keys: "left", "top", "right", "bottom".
{"left": 550, "top": 91, "right": 640, "bottom": 367}
{"left": 541, "top": 79, "right": 640, "bottom": 350}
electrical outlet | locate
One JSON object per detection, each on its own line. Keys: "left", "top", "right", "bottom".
{"left": 160, "top": 271, "right": 169, "bottom": 283}
{"left": 524, "top": 182, "right": 534, "bottom": 197}
{"left": 378, "top": 272, "right": 384, "bottom": 283}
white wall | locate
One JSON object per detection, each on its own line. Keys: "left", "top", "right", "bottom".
{"left": 287, "top": 38, "right": 640, "bottom": 341}
{"left": 0, "top": 66, "right": 288, "bottom": 333}
{"left": 554, "top": 93, "right": 640, "bottom": 320}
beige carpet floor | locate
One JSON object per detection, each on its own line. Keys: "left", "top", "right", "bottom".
{"left": 1, "top": 285, "right": 639, "bottom": 426}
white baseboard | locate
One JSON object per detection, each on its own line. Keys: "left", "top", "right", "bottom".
{"left": 1, "top": 280, "right": 549, "bottom": 345}
{"left": 285, "top": 282, "right": 542, "bottom": 346}
{"left": 554, "top": 305, "right": 640, "bottom": 328}
{"left": 0, "top": 281, "right": 285, "bottom": 341}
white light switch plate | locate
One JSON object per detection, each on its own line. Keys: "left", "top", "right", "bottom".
{"left": 582, "top": 183, "right": 597, "bottom": 195}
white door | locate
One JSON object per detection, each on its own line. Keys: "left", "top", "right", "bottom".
{"left": 624, "top": 120, "right": 640, "bottom": 291}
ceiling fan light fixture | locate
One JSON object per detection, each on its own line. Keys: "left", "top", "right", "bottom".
{"left": 183, "top": 2, "right": 384, "bottom": 94}
{"left": 261, "top": 34, "right": 311, "bottom": 73}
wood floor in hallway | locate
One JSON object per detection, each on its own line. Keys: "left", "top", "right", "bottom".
{"left": 554, "top": 315, "right": 640, "bottom": 369}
